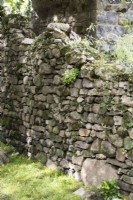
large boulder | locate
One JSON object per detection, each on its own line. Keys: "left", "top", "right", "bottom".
{"left": 81, "top": 158, "right": 118, "bottom": 187}
{"left": 0, "top": 148, "right": 9, "bottom": 165}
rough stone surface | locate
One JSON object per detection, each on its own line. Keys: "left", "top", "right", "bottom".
{"left": 129, "top": 193, "right": 133, "bottom": 200}
{"left": 81, "top": 159, "right": 118, "bottom": 187}
{"left": 72, "top": 156, "right": 84, "bottom": 166}
{"left": 73, "top": 188, "right": 86, "bottom": 198}
{"left": 116, "top": 148, "right": 125, "bottom": 162}
{"left": 83, "top": 191, "right": 103, "bottom": 200}
{"left": 122, "top": 175, "right": 133, "bottom": 185}
{"left": 117, "top": 180, "right": 133, "bottom": 193}
{"left": 101, "top": 141, "right": 116, "bottom": 157}
{"left": 0, "top": 148, "right": 9, "bottom": 165}
{"left": 124, "top": 137, "right": 133, "bottom": 150}
{"left": 107, "top": 159, "right": 128, "bottom": 169}
{"left": 79, "top": 129, "right": 90, "bottom": 137}
{"left": 127, "top": 150, "right": 133, "bottom": 161}
{"left": 46, "top": 159, "right": 58, "bottom": 170}
{"left": 129, "top": 128, "right": 133, "bottom": 139}
{"left": 90, "top": 139, "right": 101, "bottom": 154}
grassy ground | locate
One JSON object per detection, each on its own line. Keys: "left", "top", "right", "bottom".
{"left": 0, "top": 142, "right": 82, "bottom": 200}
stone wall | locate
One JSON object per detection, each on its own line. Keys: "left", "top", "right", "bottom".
{"left": 0, "top": 16, "right": 133, "bottom": 196}
{"left": 0, "top": 15, "right": 34, "bottom": 149}
{"left": 32, "top": 0, "right": 133, "bottom": 39}
{"left": 96, "top": 0, "right": 133, "bottom": 39}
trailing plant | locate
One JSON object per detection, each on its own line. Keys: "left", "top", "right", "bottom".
{"left": 61, "top": 68, "right": 79, "bottom": 85}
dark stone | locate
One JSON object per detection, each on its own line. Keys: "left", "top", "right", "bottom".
{"left": 122, "top": 175, "right": 133, "bottom": 185}
{"left": 35, "top": 152, "right": 47, "bottom": 164}
{"left": 129, "top": 169, "right": 133, "bottom": 177}
{"left": 83, "top": 191, "right": 103, "bottom": 200}
{"left": 107, "top": 158, "right": 129, "bottom": 169}
{"left": 0, "top": 148, "right": 9, "bottom": 165}
{"left": 101, "top": 141, "right": 116, "bottom": 157}
{"left": 117, "top": 180, "right": 133, "bottom": 193}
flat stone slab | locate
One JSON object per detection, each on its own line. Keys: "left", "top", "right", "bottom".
{"left": 73, "top": 188, "right": 86, "bottom": 197}
{"left": 81, "top": 159, "right": 118, "bottom": 187}
{"left": 47, "top": 23, "right": 70, "bottom": 33}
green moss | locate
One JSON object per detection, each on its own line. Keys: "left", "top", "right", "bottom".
{"left": 117, "top": 127, "right": 128, "bottom": 137}
{"left": 33, "top": 75, "right": 44, "bottom": 87}
{"left": 124, "top": 137, "right": 133, "bottom": 150}
{"left": 102, "top": 116, "right": 113, "bottom": 127}
{"left": 43, "top": 110, "right": 51, "bottom": 120}
{"left": 9, "top": 130, "right": 20, "bottom": 140}
{"left": 99, "top": 102, "right": 107, "bottom": 115}
{"left": 0, "top": 117, "right": 11, "bottom": 127}
{"left": 0, "top": 141, "right": 14, "bottom": 152}
{"left": 71, "top": 122, "right": 81, "bottom": 130}
{"left": 82, "top": 150, "right": 94, "bottom": 158}
{"left": 123, "top": 112, "right": 133, "bottom": 128}
{"left": 60, "top": 46, "right": 70, "bottom": 56}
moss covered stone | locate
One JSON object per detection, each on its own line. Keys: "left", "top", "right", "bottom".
{"left": 124, "top": 137, "right": 133, "bottom": 150}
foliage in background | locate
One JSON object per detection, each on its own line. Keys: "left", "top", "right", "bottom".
{"left": 114, "top": 33, "right": 133, "bottom": 72}
{"left": 0, "top": 0, "right": 32, "bottom": 17}
{"left": 61, "top": 68, "right": 79, "bottom": 85}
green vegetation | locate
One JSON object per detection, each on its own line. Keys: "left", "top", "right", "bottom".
{"left": 0, "top": 142, "right": 82, "bottom": 200}
{"left": 0, "top": 0, "right": 31, "bottom": 16}
{"left": 61, "top": 68, "right": 79, "bottom": 85}
{"left": 66, "top": 38, "right": 99, "bottom": 57}
{"left": 114, "top": 34, "right": 133, "bottom": 72}
{"left": 97, "top": 180, "right": 121, "bottom": 200}
{"left": 91, "top": 179, "right": 129, "bottom": 200}
{"left": 0, "top": 141, "right": 14, "bottom": 152}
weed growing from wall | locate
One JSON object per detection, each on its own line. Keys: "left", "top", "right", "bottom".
{"left": 61, "top": 68, "right": 79, "bottom": 85}
{"left": 92, "top": 180, "right": 122, "bottom": 200}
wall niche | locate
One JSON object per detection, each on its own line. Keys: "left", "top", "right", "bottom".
{"left": 32, "top": 0, "right": 97, "bottom": 35}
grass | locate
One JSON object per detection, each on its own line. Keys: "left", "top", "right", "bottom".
{"left": 0, "top": 142, "right": 82, "bottom": 200}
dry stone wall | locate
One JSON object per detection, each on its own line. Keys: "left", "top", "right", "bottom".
{"left": 96, "top": 0, "right": 133, "bottom": 39}
{"left": 0, "top": 15, "right": 34, "bottom": 149}
{"left": 0, "top": 15, "right": 133, "bottom": 196}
